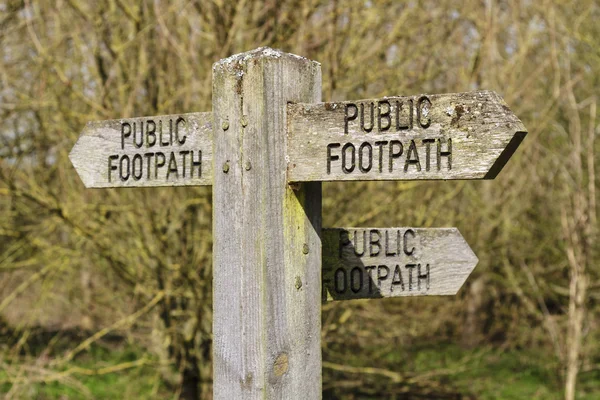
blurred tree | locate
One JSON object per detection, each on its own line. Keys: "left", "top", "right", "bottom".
{"left": 0, "top": 0, "right": 598, "bottom": 399}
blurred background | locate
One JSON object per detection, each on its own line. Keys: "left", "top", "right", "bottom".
{"left": 0, "top": 0, "right": 598, "bottom": 399}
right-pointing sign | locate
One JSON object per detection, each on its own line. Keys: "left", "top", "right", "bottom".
{"left": 287, "top": 90, "right": 527, "bottom": 182}
{"left": 322, "top": 228, "right": 478, "bottom": 302}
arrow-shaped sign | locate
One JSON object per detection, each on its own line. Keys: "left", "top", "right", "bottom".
{"left": 322, "top": 228, "right": 478, "bottom": 302}
{"left": 71, "top": 91, "right": 526, "bottom": 187}
{"left": 69, "top": 112, "right": 213, "bottom": 188}
{"left": 287, "top": 90, "right": 526, "bottom": 182}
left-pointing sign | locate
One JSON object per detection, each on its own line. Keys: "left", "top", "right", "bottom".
{"left": 69, "top": 112, "right": 213, "bottom": 188}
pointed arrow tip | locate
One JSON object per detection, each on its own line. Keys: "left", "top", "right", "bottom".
{"left": 484, "top": 129, "right": 527, "bottom": 179}
{"left": 452, "top": 228, "right": 479, "bottom": 295}
{"left": 455, "top": 228, "right": 479, "bottom": 265}
{"left": 480, "top": 91, "right": 528, "bottom": 179}
{"left": 69, "top": 122, "right": 96, "bottom": 188}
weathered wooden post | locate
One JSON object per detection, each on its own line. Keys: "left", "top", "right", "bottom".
{"left": 70, "top": 46, "right": 527, "bottom": 399}
{"left": 211, "top": 48, "right": 322, "bottom": 398}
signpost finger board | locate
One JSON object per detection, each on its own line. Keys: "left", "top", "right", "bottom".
{"left": 69, "top": 112, "right": 213, "bottom": 188}
{"left": 322, "top": 228, "right": 478, "bottom": 302}
{"left": 287, "top": 90, "right": 526, "bottom": 182}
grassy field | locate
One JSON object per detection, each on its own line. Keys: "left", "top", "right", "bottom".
{"left": 2, "top": 341, "right": 598, "bottom": 399}
{"left": 0, "top": 345, "right": 171, "bottom": 399}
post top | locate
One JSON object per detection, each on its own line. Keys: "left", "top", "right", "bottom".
{"left": 213, "top": 46, "right": 319, "bottom": 72}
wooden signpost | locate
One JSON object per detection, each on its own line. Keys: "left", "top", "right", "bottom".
{"left": 70, "top": 47, "right": 527, "bottom": 399}
{"left": 287, "top": 91, "right": 527, "bottom": 182}
{"left": 211, "top": 49, "right": 323, "bottom": 399}
{"left": 322, "top": 228, "right": 478, "bottom": 301}
{"left": 69, "top": 112, "right": 213, "bottom": 188}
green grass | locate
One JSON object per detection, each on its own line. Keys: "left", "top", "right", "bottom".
{"left": 0, "top": 344, "right": 171, "bottom": 400}
{"left": 2, "top": 342, "right": 599, "bottom": 399}
{"left": 398, "top": 344, "right": 599, "bottom": 400}
{"left": 410, "top": 345, "right": 561, "bottom": 399}
{"left": 324, "top": 342, "right": 600, "bottom": 399}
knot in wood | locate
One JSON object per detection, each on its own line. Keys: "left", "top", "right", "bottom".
{"left": 273, "top": 353, "right": 289, "bottom": 377}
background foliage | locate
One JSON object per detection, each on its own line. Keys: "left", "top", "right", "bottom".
{"left": 0, "top": 0, "right": 598, "bottom": 399}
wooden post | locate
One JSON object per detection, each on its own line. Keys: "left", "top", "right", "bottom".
{"left": 70, "top": 46, "right": 528, "bottom": 400}
{"left": 212, "top": 48, "right": 322, "bottom": 399}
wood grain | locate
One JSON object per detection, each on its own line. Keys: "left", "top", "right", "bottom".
{"left": 69, "top": 112, "right": 212, "bottom": 188}
{"left": 212, "top": 47, "right": 322, "bottom": 399}
{"left": 287, "top": 90, "right": 527, "bottom": 182}
{"left": 322, "top": 228, "right": 478, "bottom": 301}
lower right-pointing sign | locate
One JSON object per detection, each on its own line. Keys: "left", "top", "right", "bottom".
{"left": 322, "top": 228, "right": 478, "bottom": 302}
